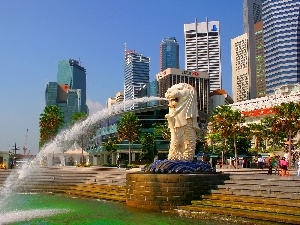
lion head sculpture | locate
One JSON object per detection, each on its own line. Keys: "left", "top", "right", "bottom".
{"left": 165, "top": 83, "right": 199, "bottom": 129}
{"left": 165, "top": 83, "right": 199, "bottom": 161}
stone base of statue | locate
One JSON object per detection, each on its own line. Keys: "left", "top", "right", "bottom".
{"left": 126, "top": 172, "right": 229, "bottom": 210}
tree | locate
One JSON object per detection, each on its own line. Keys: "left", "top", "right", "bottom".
{"left": 117, "top": 112, "right": 141, "bottom": 165}
{"left": 208, "top": 105, "right": 246, "bottom": 168}
{"left": 154, "top": 121, "right": 171, "bottom": 141}
{"left": 272, "top": 102, "right": 300, "bottom": 166}
{"left": 140, "top": 133, "right": 157, "bottom": 162}
{"left": 102, "top": 137, "right": 119, "bottom": 165}
{"left": 71, "top": 112, "right": 87, "bottom": 126}
{"left": 39, "top": 105, "right": 64, "bottom": 147}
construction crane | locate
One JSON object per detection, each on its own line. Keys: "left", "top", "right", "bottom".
{"left": 23, "top": 129, "right": 28, "bottom": 155}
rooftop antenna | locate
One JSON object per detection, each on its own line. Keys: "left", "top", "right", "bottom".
{"left": 124, "top": 43, "right": 127, "bottom": 52}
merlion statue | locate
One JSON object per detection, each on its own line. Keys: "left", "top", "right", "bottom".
{"left": 145, "top": 83, "right": 211, "bottom": 173}
{"left": 165, "top": 83, "right": 200, "bottom": 161}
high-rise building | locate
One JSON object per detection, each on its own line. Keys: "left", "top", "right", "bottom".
{"left": 156, "top": 68, "right": 209, "bottom": 115}
{"left": 262, "top": 0, "right": 300, "bottom": 95}
{"left": 57, "top": 59, "right": 88, "bottom": 113}
{"left": 45, "top": 59, "right": 88, "bottom": 127}
{"left": 45, "top": 82, "right": 82, "bottom": 126}
{"left": 254, "top": 21, "right": 266, "bottom": 98}
{"left": 124, "top": 50, "right": 150, "bottom": 110}
{"left": 231, "top": 33, "right": 250, "bottom": 102}
{"left": 243, "top": 0, "right": 262, "bottom": 99}
{"left": 184, "top": 18, "right": 221, "bottom": 92}
{"left": 159, "top": 37, "right": 179, "bottom": 71}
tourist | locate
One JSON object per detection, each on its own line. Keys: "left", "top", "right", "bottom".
{"left": 280, "top": 157, "right": 289, "bottom": 176}
{"left": 242, "top": 157, "right": 248, "bottom": 168}
{"left": 273, "top": 155, "right": 280, "bottom": 175}
{"left": 267, "top": 157, "right": 273, "bottom": 175}
{"left": 297, "top": 158, "right": 300, "bottom": 176}
{"left": 257, "top": 155, "right": 264, "bottom": 169}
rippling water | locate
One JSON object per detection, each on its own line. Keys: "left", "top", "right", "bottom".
{"left": 0, "top": 194, "right": 233, "bottom": 225}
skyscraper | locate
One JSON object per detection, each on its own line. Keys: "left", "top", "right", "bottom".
{"left": 45, "top": 59, "right": 88, "bottom": 127}
{"left": 231, "top": 33, "right": 250, "bottom": 102}
{"left": 57, "top": 59, "right": 88, "bottom": 113}
{"left": 124, "top": 50, "right": 150, "bottom": 110}
{"left": 254, "top": 21, "right": 266, "bottom": 98}
{"left": 184, "top": 18, "right": 221, "bottom": 92}
{"left": 243, "top": 0, "right": 262, "bottom": 99}
{"left": 159, "top": 37, "right": 179, "bottom": 71}
{"left": 262, "top": 0, "right": 300, "bottom": 95}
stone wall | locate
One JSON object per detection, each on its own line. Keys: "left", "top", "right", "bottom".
{"left": 126, "top": 173, "right": 230, "bottom": 210}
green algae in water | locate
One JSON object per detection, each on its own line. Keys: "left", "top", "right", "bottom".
{"left": 3, "top": 194, "right": 229, "bottom": 225}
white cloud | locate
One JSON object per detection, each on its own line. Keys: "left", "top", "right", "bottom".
{"left": 86, "top": 99, "right": 105, "bottom": 115}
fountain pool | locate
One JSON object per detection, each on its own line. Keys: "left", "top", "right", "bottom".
{"left": 0, "top": 194, "right": 231, "bottom": 225}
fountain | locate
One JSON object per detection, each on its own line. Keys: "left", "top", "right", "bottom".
{"left": 126, "top": 83, "right": 229, "bottom": 210}
{"left": 0, "top": 88, "right": 229, "bottom": 223}
{"left": 0, "top": 96, "right": 167, "bottom": 224}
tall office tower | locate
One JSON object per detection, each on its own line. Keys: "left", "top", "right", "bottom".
{"left": 57, "top": 59, "right": 88, "bottom": 113}
{"left": 262, "top": 0, "right": 300, "bottom": 95}
{"left": 45, "top": 82, "right": 82, "bottom": 126}
{"left": 231, "top": 34, "right": 250, "bottom": 102}
{"left": 184, "top": 18, "right": 221, "bottom": 92}
{"left": 124, "top": 50, "right": 150, "bottom": 110}
{"left": 254, "top": 21, "right": 266, "bottom": 98}
{"left": 243, "top": 0, "right": 262, "bottom": 99}
{"left": 159, "top": 37, "right": 179, "bottom": 71}
{"left": 156, "top": 68, "right": 209, "bottom": 114}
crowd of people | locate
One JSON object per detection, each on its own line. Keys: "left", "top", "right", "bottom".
{"left": 257, "top": 155, "right": 300, "bottom": 176}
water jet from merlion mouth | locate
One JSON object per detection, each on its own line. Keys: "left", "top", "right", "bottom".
{"left": 0, "top": 96, "right": 163, "bottom": 196}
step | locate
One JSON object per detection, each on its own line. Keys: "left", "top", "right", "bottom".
{"left": 177, "top": 205, "right": 300, "bottom": 224}
{"left": 193, "top": 199, "right": 300, "bottom": 216}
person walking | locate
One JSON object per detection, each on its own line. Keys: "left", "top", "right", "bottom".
{"left": 267, "top": 157, "right": 273, "bottom": 175}
{"left": 297, "top": 158, "right": 300, "bottom": 176}
{"left": 280, "top": 157, "right": 289, "bottom": 176}
{"left": 273, "top": 155, "right": 280, "bottom": 175}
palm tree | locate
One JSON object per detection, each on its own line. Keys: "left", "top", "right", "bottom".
{"left": 39, "top": 105, "right": 64, "bottom": 147}
{"left": 117, "top": 112, "right": 141, "bottom": 165}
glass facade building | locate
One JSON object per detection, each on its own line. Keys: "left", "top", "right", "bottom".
{"left": 243, "top": 0, "right": 262, "bottom": 99}
{"left": 57, "top": 59, "right": 88, "bottom": 113}
{"left": 262, "top": 0, "right": 300, "bottom": 95}
{"left": 124, "top": 50, "right": 150, "bottom": 110}
{"left": 45, "top": 59, "right": 88, "bottom": 127}
{"left": 159, "top": 37, "right": 179, "bottom": 71}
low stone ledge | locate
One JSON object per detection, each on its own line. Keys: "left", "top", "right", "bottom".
{"left": 126, "top": 172, "right": 229, "bottom": 210}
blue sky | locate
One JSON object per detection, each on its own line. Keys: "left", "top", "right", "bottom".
{"left": 0, "top": 0, "right": 243, "bottom": 154}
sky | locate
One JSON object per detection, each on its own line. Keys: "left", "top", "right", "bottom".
{"left": 0, "top": 0, "right": 243, "bottom": 155}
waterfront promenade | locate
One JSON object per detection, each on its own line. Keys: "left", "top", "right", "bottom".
{"left": 1, "top": 166, "right": 299, "bottom": 224}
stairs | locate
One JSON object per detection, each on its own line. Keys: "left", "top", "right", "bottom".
{"left": 65, "top": 183, "right": 126, "bottom": 202}
{"left": 177, "top": 174, "right": 300, "bottom": 224}
{"left": 0, "top": 166, "right": 127, "bottom": 202}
